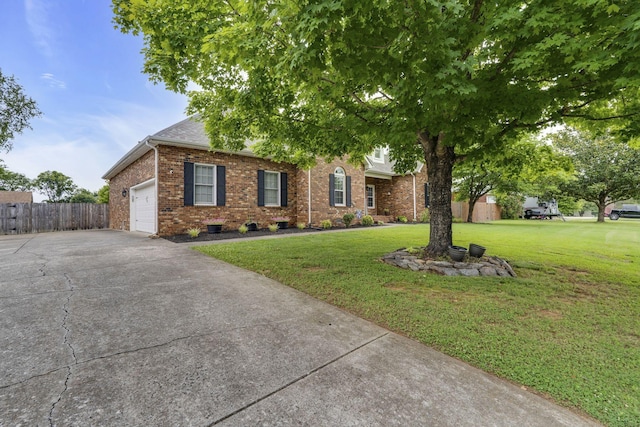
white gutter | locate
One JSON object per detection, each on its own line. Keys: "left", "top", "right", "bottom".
{"left": 411, "top": 172, "right": 417, "bottom": 221}
{"left": 308, "top": 169, "right": 312, "bottom": 225}
{"left": 144, "top": 139, "right": 159, "bottom": 235}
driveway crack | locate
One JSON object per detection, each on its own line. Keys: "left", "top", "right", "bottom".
{"left": 49, "top": 274, "right": 77, "bottom": 426}
{"left": 209, "top": 332, "right": 389, "bottom": 426}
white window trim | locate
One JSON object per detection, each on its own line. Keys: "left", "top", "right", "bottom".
{"left": 194, "top": 163, "right": 216, "bottom": 206}
{"left": 366, "top": 184, "right": 375, "bottom": 208}
{"left": 372, "top": 147, "right": 384, "bottom": 163}
{"left": 334, "top": 167, "right": 346, "bottom": 207}
{"left": 264, "top": 170, "right": 281, "bottom": 207}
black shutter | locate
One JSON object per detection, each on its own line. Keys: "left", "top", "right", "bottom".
{"left": 257, "top": 170, "right": 265, "bottom": 206}
{"left": 184, "top": 162, "right": 194, "bottom": 206}
{"left": 329, "top": 174, "right": 335, "bottom": 206}
{"left": 346, "top": 176, "right": 352, "bottom": 207}
{"left": 280, "top": 172, "right": 288, "bottom": 207}
{"left": 216, "top": 165, "right": 226, "bottom": 206}
{"left": 425, "top": 183, "right": 430, "bottom": 207}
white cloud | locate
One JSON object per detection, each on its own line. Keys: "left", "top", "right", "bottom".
{"left": 2, "top": 96, "right": 188, "bottom": 202}
{"left": 40, "top": 73, "right": 66, "bottom": 89}
{"left": 24, "top": 0, "right": 55, "bottom": 57}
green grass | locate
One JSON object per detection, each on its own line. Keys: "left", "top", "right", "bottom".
{"left": 195, "top": 220, "right": 640, "bottom": 426}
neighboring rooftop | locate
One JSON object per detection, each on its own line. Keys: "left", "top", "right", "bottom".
{"left": 0, "top": 191, "right": 33, "bottom": 203}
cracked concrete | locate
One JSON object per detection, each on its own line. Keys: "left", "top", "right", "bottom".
{"left": 0, "top": 230, "right": 601, "bottom": 426}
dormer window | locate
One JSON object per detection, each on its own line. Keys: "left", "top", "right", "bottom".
{"left": 372, "top": 147, "right": 384, "bottom": 163}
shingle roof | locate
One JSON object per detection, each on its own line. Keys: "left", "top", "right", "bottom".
{"left": 151, "top": 116, "right": 211, "bottom": 147}
{"left": 103, "top": 116, "right": 419, "bottom": 180}
{"left": 0, "top": 191, "right": 33, "bottom": 203}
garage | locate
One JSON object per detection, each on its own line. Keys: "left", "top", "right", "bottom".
{"left": 131, "top": 180, "right": 156, "bottom": 233}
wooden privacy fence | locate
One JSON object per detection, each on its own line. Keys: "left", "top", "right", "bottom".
{"left": 0, "top": 203, "right": 109, "bottom": 235}
{"left": 451, "top": 201, "right": 501, "bottom": 222}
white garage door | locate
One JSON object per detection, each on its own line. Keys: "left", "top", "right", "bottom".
{"left": 133, "top": 182, "right": 156, "bottom": 233}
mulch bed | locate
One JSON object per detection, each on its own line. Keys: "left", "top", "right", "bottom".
{"left": 163, "top": 223, "right": 388, "bottom": 243}
{"left": 163, "top": 226, "right": 330, "bottom": 243}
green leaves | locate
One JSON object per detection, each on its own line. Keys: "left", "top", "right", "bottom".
{"left": 0, "top": 69, "right": 42, "bottom": 151}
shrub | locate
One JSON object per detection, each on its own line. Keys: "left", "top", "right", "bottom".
{"left": 361, "top": 215, "right": 374, "bottom": 226}
{"left": 268, "top": 224, "right": 279, "bottom": 232}
{"left": 187, "top": 227, "right": 201, "bottom": 238}
{"left": 342, "top": 213, "right": 355, "bottom": 227}
{"left": 296, "top": 222, "right": 306, "bottom": 230}
{"left": 397, "top": 215, "right": 408, "bottom": 223}
{"left": 321, "top": 219, "right": 332, "bottom": 229}
{"left": 377, "top": 220, "right": 385, "bottom": 225}
{"left": 238, "top": 224, "right": 248, "bottom": 234}
{"left": 496, "top": 193, "right": 525, "bottom": 219}
{"left": 420, "top": 209, "right": 430, "bottom": 223}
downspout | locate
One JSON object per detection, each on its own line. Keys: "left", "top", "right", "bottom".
{"left": 364, "top": 178, "right": 367, "bottom": 216}
{"left": 308, "top": 169, "right": 312, "bottom": 226}
{"left": 411, "top": 172, "right": 417, "bottom": 222}
{"left": 144, "top": 139, "right": 159, "bottom": 234}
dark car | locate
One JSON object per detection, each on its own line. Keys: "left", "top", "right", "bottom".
{"left": 609, "top": 208, "right": 640, "bottom": 220}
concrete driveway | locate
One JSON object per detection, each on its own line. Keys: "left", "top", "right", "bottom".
{"left": 0, "top": 230, "right": 599, "bottom": 426}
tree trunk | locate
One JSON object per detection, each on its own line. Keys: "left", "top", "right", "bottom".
{"left": 467, "top": 197, "right": 478, "bottom": 223}
{"left": 419, "top": 131, "right": 455, "bottom": 256}
{"left": 597, "top": 194, "right": 607, "bottom": 222}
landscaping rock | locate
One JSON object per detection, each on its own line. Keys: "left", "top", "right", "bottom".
{"left": 381, "top": 247, "right": 516, "bottom": 278}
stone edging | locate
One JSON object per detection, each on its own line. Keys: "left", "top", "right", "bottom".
{"left": 382, "top": 248, "right": 517, "bottom": 277}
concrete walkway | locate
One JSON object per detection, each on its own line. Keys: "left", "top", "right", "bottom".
{"left": 0, "top": 230, "right": 600, "bottom": 426}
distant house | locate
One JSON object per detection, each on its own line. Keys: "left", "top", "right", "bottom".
{"left": 102, "top": 117, "right": 429, "bottom": 236}
{"left": 0, "top": 191, "right": 33, "bottom": 204}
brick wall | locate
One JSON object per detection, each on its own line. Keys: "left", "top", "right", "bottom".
{"left": 365, "top": 165, "right": 429, "bottom": 221}
{"left": 308, "top": 158, "right": 365, "bottom": 226}
{"left": 156, "top": 146, "right": 298, "bottom": 236}
{"left": 108, "top": 144, "right": 438, "bottom": 236}
{"left": 108, "top": 150, "right": 155, "bottom": 231}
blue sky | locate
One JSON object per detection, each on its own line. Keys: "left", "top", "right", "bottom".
{"left": 1, "top": 0, "right": 190, "bottom": 201}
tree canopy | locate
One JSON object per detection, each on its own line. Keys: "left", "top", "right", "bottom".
{"left": 34, "top": 170, "right": 77, "bottom": 203}
{"left": 113, "top": 0, "right": 640, "bottom": 255}
{"left": 453, "top": 138, "right": 572, "bottom": 222}
{"left": 548, "top": 129, "right": 640, "bottom": 221}
{"left": 0, "top": 69, "right": 41, "bottom": 152}
{"left": 0, "top": 162, "right": 32, "bottom": 191}
{"left": 97, "top": 184, "right": 110, "bottom": 204}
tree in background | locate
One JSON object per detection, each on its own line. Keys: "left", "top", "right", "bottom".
{"left": 33, "top": 171, "right": 77, "bottom": 203}
{"left": 0, "top": 69, "right": 41, "bottom": 152}
{"left": 69, "top": 188, "right": 98, "bottom": 203}
{"left": 97, "top": 184, "right": 109, "bottom": 204}
{"left": 453, "top": 138, "right": 572, "bottom": 222}
{"left": 113, "top": 1, "right": 640, "bottom": 255}
{"left": 0, "top": 162, "right": 32, "bottom": 191}
{"left": 548, "top": 129, "right": 640, "bottom": 222}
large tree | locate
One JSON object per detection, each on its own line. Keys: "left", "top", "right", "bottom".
{"left": 549, "top": 129, "right": 640, "bottom": 222}
{"left": 0, "top": 69, "right": 41, "bottom": 152}
{"left": 113, "top": 0, "right": 640, "bottom": 255}
{"left": 34, "top": 171, "right": 77, "bottom": 203}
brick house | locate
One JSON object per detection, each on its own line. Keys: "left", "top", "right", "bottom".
{"left": 102, "top": 117, "right": 429, "bottom": 236}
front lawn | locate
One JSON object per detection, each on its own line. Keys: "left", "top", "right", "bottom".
{"left": 195, "top": 220, "right": 640, "bottom": 426}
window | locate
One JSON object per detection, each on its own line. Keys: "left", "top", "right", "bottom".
{"left": 184, "top": 162, "right": 225, "bottom": 207}
{"left": 366, "top": 185, "right": 375, "bottom": 208}
{"left": 334, "top": 167, "right": 345, "bottom": 206}
{"left": 264, "top": 171, "right": 280, "bottom": 206}
{"left": 258, "top": 170, "right": 288, "bottom": 207}
{"left": 195, "top": 164, "right": 215, "bottom": 205}
{"left": 372, "top": 147, "right": 384, "bottom": 163}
